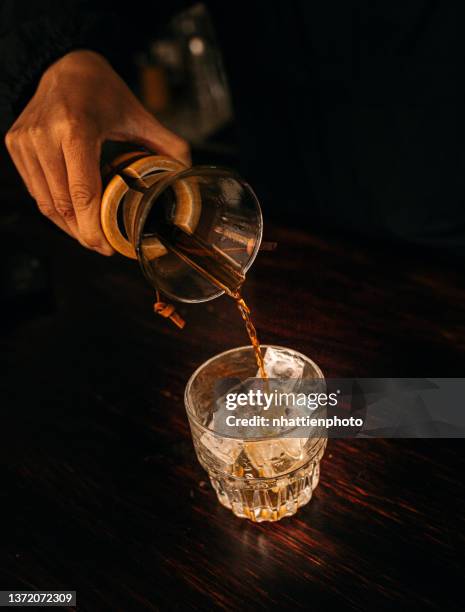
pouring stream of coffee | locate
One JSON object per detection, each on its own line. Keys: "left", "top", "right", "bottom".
{"left": 150, "top": 227, "right": 268, "bottom": 379}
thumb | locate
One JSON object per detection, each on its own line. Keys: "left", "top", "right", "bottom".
{"left": 117, "top": 110, "right": 191, "bottom": 167}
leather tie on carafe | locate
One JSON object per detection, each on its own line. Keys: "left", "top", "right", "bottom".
{"left": 153, "top": 289, "right": 185, "bottom": 329}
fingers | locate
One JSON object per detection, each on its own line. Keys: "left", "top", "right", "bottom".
{"left": 62, "top": 130, "right": 114, "bottom": 255}
{"left": 26, "top": 151, "right": 79, "bottom": 240}
{"left": 30, "top": 130, "right": 82, "bottom": 240}
{"left": 5, "top": 124, "right": 113, "bottom": 255}
{"left": 5, "top": 94, "right": 189, "bottom": 256}
{"left": 5, "top": 130, "right": 77, "bottom": 240}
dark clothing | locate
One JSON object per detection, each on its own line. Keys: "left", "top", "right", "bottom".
{"left": 2, "top": 1, "right": 465, "bottom": 251}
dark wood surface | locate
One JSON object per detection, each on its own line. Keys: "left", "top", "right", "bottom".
{"left": 1, "top": 154, "right": 464, "bottom": 611}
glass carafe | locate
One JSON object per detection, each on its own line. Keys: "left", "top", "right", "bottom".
{"left": 101, "top": 151, "right": 262, "bottom": 303}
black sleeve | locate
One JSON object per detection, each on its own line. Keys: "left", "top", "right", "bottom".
{"left": 0, "top": 0, "right": 189, "bottom": 133}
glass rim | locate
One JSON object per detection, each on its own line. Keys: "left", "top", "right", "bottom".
{"left": 134, "top": 165, "right": 264, "bottom": 303}
{"left": 184, "top": 344, "right": 325, "bottom": 441}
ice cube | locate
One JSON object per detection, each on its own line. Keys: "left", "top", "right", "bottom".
{"left": 200, "top": 378, "right": 255, "bottom": 465}
{"left": 204, "top": 372, "right": 315, "bottom": 475}
{"left": 200, "top": 431, "right": 242, "bottom": 465}
{"left": 212, "top": 377, "right": 274, "bottom": 437}
{"left": 258, "top": 347, "right": 306, "bottom": 393}
{"left": 260, "top": 347, "right": 305, "bottom": 378}
{"left": 244, "top": 438, "right": 308, "bottom": 477}
{"left": 241, "top": 401, "right": 309, "bottom": 474}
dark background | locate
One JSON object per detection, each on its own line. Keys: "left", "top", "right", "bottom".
{"left": 3, "top": 1, "right": 465, "bottom": 252}
{"left": 1, "top": 146, "right": 464, "bottom": 609}
{"left": 1, "top": 2, "right": 465, "bottom": 610}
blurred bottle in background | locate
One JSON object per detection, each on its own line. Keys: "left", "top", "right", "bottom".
{"left": 136, "top": 3, "right": 233, "bottom": 149}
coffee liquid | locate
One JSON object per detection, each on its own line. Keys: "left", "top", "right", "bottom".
{"left": 234, "top": 292, "right": 267, "bottom": 380}
{"left": 147, "top": 208, "right": 267, "bottom": 377}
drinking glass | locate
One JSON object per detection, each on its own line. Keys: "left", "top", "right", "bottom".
{"left": 184, "top": 345, "right": 327, "bottom": 522}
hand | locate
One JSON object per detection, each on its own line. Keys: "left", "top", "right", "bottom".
{"left": 4, "top": 50, "right": 190, "bottom": 255}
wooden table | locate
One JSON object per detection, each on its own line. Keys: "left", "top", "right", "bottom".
{"left": 1, "top": 154, "right": 464, "bottom": 610}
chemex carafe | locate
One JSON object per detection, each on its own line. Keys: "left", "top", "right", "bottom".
{"left": 100, "top": 146, "right": 263, "bottom": 310}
